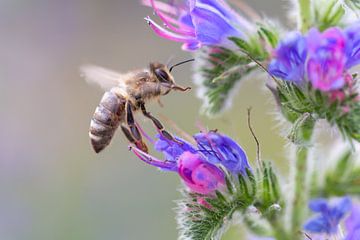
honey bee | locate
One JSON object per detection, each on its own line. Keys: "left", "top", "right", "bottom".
{"left": 82, "top": 59, "right": 193, "bottom": 153}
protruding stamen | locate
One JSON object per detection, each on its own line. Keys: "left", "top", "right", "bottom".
{"left": 130, "top": 145, "right": 177, "bottom": 171}
{"left": 150, "top": 0, "right": 195, "bottom": 37}
{"left": 142, "top": 0, "right": 178, "bottom": 15}
{"left": 145, "top": 16, "right": 196, "bottom": 43}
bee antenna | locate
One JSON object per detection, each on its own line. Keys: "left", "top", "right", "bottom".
{"left": 169, "top": 58, "right": 195, "bottom": 72}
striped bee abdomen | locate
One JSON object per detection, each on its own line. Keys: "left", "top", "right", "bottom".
{"left": 89, "top": 90, "right": 126, "bottom": 153}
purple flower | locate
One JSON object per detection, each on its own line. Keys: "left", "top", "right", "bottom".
{"left": 304, "top": 197, "right": 352, "bottom": 234}
{"left": 306, "top": 28, "right": 347, "bottom": 91}
{"left": 268, "top": 32, "right": 307, "bottom": 84}
{"left": 177, "top": 152, "right": 225, "bottom": 194}
{"left": 142, "top": 0, "right": 251, "bottom": 51}
{"left": 154, "top": 134, "right": 197, "bottom": 162}
{"left": 345, "top": 22, "right": 360, "bottom": 69}
{"left": 193, "top": 131, "right": 250, "bottom": 175}
{"left": 269, "top": 27, "right": 352, "bottom": 92}
{"left": 345, "top": 204, "right": 360, "bottom": 240}
{"left": 131, "top": 130, "right": 250, "bottom": 194}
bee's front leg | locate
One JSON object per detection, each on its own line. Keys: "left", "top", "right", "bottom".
{"left": 125, "top": 101, "right": 148, "bottom": 153}
{"left": 139, "top": 102, "right": 182, "bottom": 145}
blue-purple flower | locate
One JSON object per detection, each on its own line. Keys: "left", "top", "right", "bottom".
{"left": 269, "top": 23, "right": 360, "bottom": 92}
{"left": 345, "top": 203, "right": 360, "bottom": 240}
{"left": 306, "top": 28, "right": 346, "bottom": 91}
{"left": 131, "top": 130, "right": 250, "bottom": 194}
{"left": 193, "top": 131, "right": 250, "bottom": 175}
{"left": 345, "top": 22, "right": 360, "bottom": 69}
{"left": 142, "top": 0, "right": 252, "bottom": 51}
{"left": 268, "top": 32, "right": 307, "bottom": 84}
{"left": 304, "top": 197, "right": 352, "bottom": 234}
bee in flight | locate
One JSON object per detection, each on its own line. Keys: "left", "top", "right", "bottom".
{"left": 81, "top": 59, "right": 193, "bottom": 153}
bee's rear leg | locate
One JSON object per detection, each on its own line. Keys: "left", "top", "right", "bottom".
{"left": 139, "top": 102, "right": 182, "bottom": 145}
{"left": 125, "top": 101, "right": 148, "bottom": 153}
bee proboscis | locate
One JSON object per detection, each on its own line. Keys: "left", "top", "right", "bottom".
{"left": 82, "top": 59, "right": 193, "bottom": 153}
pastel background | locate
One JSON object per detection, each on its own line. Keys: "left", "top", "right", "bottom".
{"left": 1, "top": 1, "right": 286, "bottom": 239}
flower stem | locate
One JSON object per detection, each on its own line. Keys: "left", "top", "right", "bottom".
{"left": 290, "top": 113, "right": 314, "bottom": 239}
{"left": 298, "top": 0, "right": 311, "bottom": 32}
{"left": 291, "top": 146, "right": 309, "bottom": 238}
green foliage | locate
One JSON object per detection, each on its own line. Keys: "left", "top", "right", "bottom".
{"left": 313, "top": 0, "right": 345, "bottom": 31}
{"left": 287, "top": 112, "right": 315, "bottom": 145}
{"left": 276, "top": 80, "right": 360, "bottom": 143}
{"left": 195, "top": 25, "right": 277, "bottom": 115}
{"left": 312, "top": 150, "right": 360, "bottom": 197}
{"left": 343, "top": 0, "right": 360, "bottom": 11}
{"left": 197, "top": 47, "right": 256, "bottom": 115}
{"left": 177, "top": 164, "right": 283, "bottom": 240}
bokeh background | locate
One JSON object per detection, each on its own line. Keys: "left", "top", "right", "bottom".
{"left": 1, "top": 1, "right": 288, "bottom": 239}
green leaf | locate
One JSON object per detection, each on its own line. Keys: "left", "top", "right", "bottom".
{"left": 194, "top": 29, "right": 272, "bottom": 116}
{"left": 195, "top": 47, "right": 257, "bottom": 115}
{"left": 312, "top": 150, "right": 360, "bottom": 197}
{"left": 257, "top": 26, "right": 279, "bottom": 48}
{"left": 313, "top": 0, "right": 345, "bottom": 31}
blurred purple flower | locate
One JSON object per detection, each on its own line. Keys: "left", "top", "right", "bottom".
{"left": 304, "top": 197, "right": 352, "bottom": 234}
{"left": 268, "top": 32, "right": 307, "bottom": 84}
{"left": 345, "top": 204, "right": 360, "bottom": 240}
{"left": 142, "top": 0, "right": 251, "bottom": 51}
{"left": 131, "top": 131, "right": 250, "bottom": 194}
{"left": 269, "top": 27, "right": 356, "bottom": 92}
{"left": 345, "top": 22, "right": 360, "bottom": 69}
{"left": 306, "top": 28, "right": 347, "bottom": 91}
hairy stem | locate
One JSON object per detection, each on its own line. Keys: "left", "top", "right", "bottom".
{"left": 298, "top": 0, "right": 311, "bottom": 32}
{"left": 291, "top": 146, "right": 309, "bottom": 239}
{"left": 289, "top": 113, "right": 314, "bottom": 239}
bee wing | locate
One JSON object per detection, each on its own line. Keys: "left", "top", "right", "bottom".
{"left": 80, "top": 65, "right": 127, "bottom": 90}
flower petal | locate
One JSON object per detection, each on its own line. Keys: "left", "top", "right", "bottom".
{"left": 306, "top": 27, "right": 347, "bottom": 91}
{"left": 154, "top": 134, "right": 197, "bottom": 162}
{"left": 189, "top": 2, "right": 243, "bottom": 46}
{"left": 178, "top": 152, "right": 225, "bottom": 194}
{"left": 308, "top": 198, "right": 329, "bottom": 213}
{"left": 345, "top": 22, "right": 360, "bottom": 68}
{"left": 194, "top": 132, "right": 250, "bottom": 174}
{"left": 304, "top": 216, "right": 330, "bottom": 233}
{"left": 150, "top": 0, "right": 196, "bottom": 36}
{"left": 269, "top": 31, "right": 307, "bottom": 84}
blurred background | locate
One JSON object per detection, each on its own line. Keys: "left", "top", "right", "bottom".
{"left": 0, "top": 1, "right": 288, "bottom": 239}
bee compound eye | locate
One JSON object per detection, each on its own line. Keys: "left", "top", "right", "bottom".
{"left": 155, "top": 69, "right": 169, "bottom": 82}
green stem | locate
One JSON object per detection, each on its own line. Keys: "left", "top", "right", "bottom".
{"left": 291, "top": 147, "right": 309, "bottom": 239}
{"left": 289, "top": 113, "right": 314, "bottom": 239}
{"left": 298, "top": 0, "right": 311, "bottom": 32}
{"left": 272, "top": 219, "right": 292, "bottom": 240}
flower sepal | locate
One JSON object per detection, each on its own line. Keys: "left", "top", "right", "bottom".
{"left": 196, "top": 30, "right": 273, "bottom": 116}
{"left": 275, "top": 79, "right": 360, "bottom": 143}
{"left": 177, "top": 162, "right": 284, "bottom": 240}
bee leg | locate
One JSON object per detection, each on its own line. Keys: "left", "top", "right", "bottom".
{"left": 121, "top": 125, "right": 136, "bottom": 144}
{"left": 126, "top": 101, "right": 148, "bottom": 153}
{"left": 139, "top": 102, "right": 182, "bottom": 144}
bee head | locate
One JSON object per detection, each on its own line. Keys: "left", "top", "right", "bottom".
{"left": 150, "top": 60, "right": 194, "bottom": 94}
{"left": 150, "top": 62, "right": 175, "bottom": 85}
